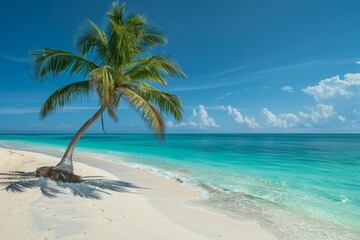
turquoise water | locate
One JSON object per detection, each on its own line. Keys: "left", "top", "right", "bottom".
{"left": 1, "top": 134, "right": 359, "bottom": 240}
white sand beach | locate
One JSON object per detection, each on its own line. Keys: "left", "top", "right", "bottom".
{"left": 0, "top": 147, "right": 275, "bottom": 240}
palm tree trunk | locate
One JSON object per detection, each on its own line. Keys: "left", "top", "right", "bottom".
{"left": 54, "top": 105, "right": 106, "bottom": 173}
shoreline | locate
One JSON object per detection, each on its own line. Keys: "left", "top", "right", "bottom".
{"left": 0, "top": 146, "right": 275, "bottom": 240}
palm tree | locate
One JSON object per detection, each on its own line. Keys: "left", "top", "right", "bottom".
{"left": 31, "top": 2, "right": 185, "bottom": 181}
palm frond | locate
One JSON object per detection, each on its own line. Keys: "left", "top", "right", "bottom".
{"left": 106, "top": 5, "right": 148, "bottom": 69}
{"left": 107, "top": 93, "right": 121, "bottom": 121}
{"left": 123, "top": 88, "right": 165, "bottom": 138}
{"left": 107, "top": 107, "right": 119, "bottom": 121}
{"left": 139, "top": 24, "right": 167, "bottom": 50}
{"left": 40, "top": 81, "right": 92, "bottom": 119}
{"left": 75, "top": 19, "right": 109, "bottom": 63}
{"left": 107, "top": 21, "right": 138, "bottom": 69}
{"left": 107, "top": 2, "right": 126, "bottom": 24}
{"left": 125, "top": 12, "right": 146, "bottom": 27}
{"left": 125, "top": 55, "right": 186, "bottom": 86}
{"left": 135, "top": 83, "right": 183, "bottom": 121}
{"left": 125, "top": 11, "right": 165, "bottom": 49}
{"left": 31, "top": 49, "right": 99, "bottom": 79}
{"left": 90, "top": 66, "right": 124, "bottom": 103}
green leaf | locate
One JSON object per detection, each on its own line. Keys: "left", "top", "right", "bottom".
{"left": 40, "top": 81, "right": 92, "bottom": 119}
{"left": 135, "top": 83, "right": 183, "bottom": 121}
{"left": 75, "top": 20, "right": 109, "bottom": 62}
{"left": 31, "top": 49, "right": 99, "bottom": 79}
{"left": 90, "top": 66, "right": 124, "bottom": 103}
{"left": 123, "top": 87, "right": 165, "bottom": 138}
{"left": 125, "top": 55, "right": 186, "bottom": 86}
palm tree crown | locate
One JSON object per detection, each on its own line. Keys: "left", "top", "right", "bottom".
{"left": 32, "top": 2, "right": 185, "bottom": 137}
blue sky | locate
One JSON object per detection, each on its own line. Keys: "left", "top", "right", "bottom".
{"left": 1, "top": 0, "right": 360, "bottom": 133}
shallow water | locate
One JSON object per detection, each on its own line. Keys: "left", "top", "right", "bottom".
{"left": 1, "top": 134, "right": 359, "bottom": 240}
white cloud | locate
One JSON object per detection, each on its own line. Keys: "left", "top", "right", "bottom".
{"left": 339, "top": 116, "right": 346, "bottom": 122}
{"left": 281, "top": 86, "right": 294, "bottom": 93}
{"left": 0, "top": 105, "right": 118, "bottom": 115}
{"left": 0, "top": 107, "right": 39, "bottom": 114}
{"left": 197, "top": 105, "right": 219, "bottom": 127}
{"left": 262, "top": 108, "right": 290, "bottom": 128}
{"left": 168, "top": 105, "right": 219, "bottom": 129}
{"left": 227, "top": 106, "right": 258, "bottom": 128}
{"left": 168, "top": 103, "right": 347, "bottom": 131}
{"left": 352, "top": 109, "right": 360, "bottom": 115}
{"left": 191, "top": 109, "right": 197, "bottom": 117}
{"left": 166, "top": 120, "right": 188, "bottom": 128}
{"left": 214, "top": 105, "right": 226, "bottom": 110}
{"left": 356, "top": 61, "right": 360, "bottom": 65}
{"left": 188, "top": 120, "right": 198, "bottom": 127}
{"left": 263, "top": 104, "right": 344, "bottom": 129}
{"left": 303, "top": 73, "right": 360, "bottom": 101}
{"left": 279, "top": 113, "right": 301, "bottom": 127}
{"left": 0, "top": 52, "right": 28, "bottom": 63}
{"left": 299, "top": 104, "right": 336, "bottom": 123}
{"left": 216, "top": 92, "right": 238, "bottom": 101}
{"left": 166, "top": 121, "right": 174, "bottom": 127}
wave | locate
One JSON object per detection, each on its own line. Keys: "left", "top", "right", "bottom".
{"left": 85, "top": 151, "right": 210, "bottom": 198}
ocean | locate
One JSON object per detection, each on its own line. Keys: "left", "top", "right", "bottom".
{"left": 0, "top": 134, "right": 359, "bottom": 240}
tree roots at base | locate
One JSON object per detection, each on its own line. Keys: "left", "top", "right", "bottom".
{"left": 35, "top": 166, "right": 81, "bottom": 183}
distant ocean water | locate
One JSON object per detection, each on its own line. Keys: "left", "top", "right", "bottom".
{"left": 1, "top": 134, "right": 359, "bottom": 240}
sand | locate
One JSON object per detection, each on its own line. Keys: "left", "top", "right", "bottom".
{"left": 0, "top": 147, "right": 275, "bottom": 240}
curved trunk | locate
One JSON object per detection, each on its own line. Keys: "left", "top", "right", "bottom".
{"left": 54, "top": 105, "right": 106, "bottom": 173}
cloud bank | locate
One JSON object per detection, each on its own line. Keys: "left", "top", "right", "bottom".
{"left": 303, "top": 73, "right": 360, "bottom": 101}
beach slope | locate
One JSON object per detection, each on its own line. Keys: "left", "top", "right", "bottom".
{"left": 0, "top": 148, "right": 274, "bottom": 240}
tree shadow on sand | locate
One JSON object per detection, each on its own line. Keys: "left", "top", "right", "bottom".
{"left": 0, "top": 171, "right": 147, "bottom": 199}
